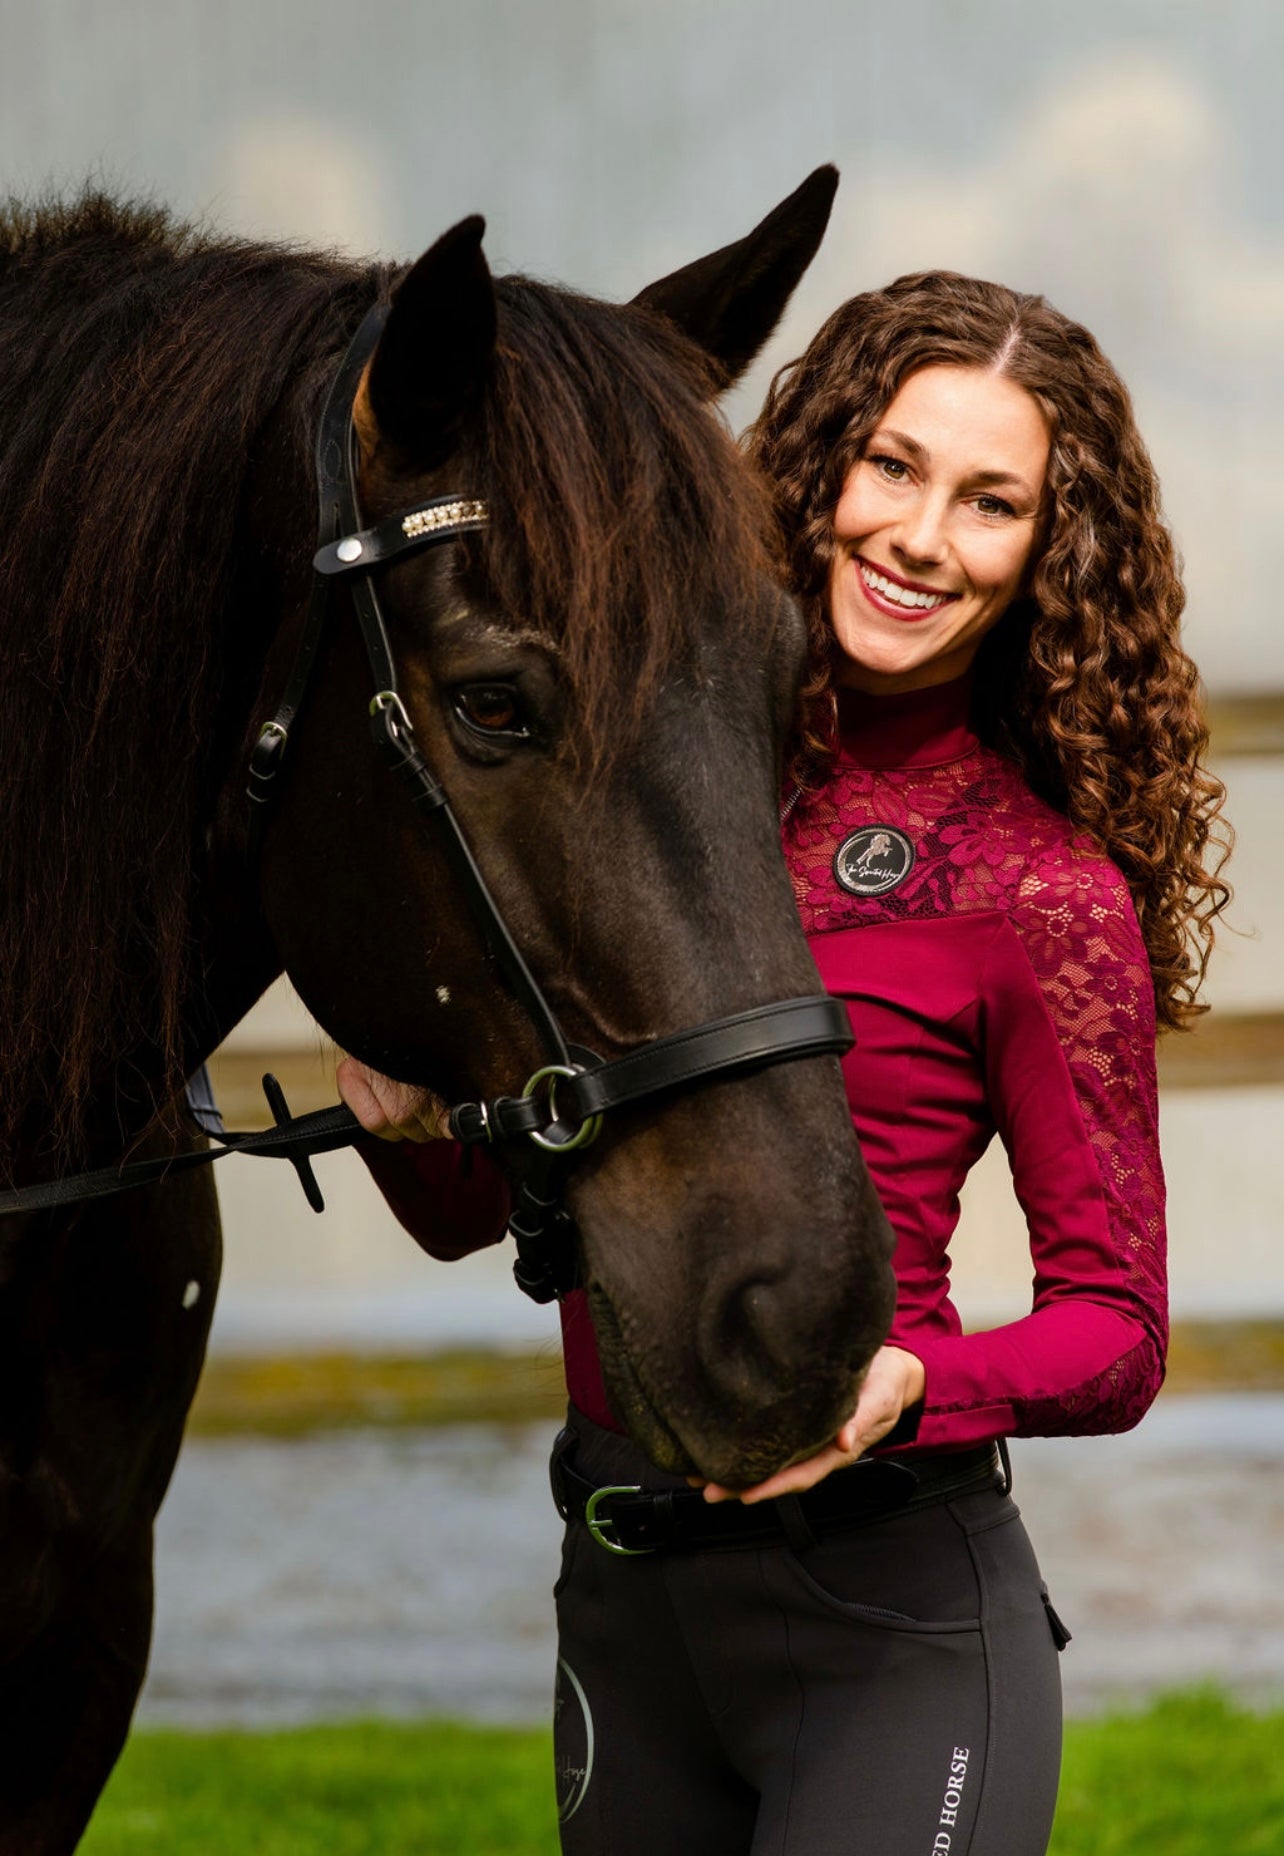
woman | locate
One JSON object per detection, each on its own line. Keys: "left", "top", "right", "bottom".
{"left": 340, "top": 271, "right": 1229, "bottom": 1854}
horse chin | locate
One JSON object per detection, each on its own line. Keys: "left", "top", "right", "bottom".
{"left": 586, "top": 1286, "right": 843, "bottom": 1488}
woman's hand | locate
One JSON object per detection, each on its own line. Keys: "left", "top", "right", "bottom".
{"left": 697, "top": 1344, "right": 926, "bottom": 1505}
{"left": 335, "top": 1057, "right": 451, "bottom": 1143}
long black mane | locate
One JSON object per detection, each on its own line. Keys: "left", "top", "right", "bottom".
{"left": 0, "top": 193, "right": 775, "bottom": 1169}
{"left": 0, "top": 194, "right": 378, "bottom": 1168}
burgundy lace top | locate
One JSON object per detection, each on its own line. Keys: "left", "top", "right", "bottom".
{"left": 363, "top": 673, "right": 1168, "bottom": 1452}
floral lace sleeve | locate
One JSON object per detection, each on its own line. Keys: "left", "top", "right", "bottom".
{"left": 907, "top": 844, "right": 1168, "bottom": 1446}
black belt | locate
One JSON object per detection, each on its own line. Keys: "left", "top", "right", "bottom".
{"left": 551, "top": 1438, "right": 1006, "bottom": 1557}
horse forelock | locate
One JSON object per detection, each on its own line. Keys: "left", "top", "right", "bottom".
{"left": 471, "top": 278, "right": 782, "bottom": 771}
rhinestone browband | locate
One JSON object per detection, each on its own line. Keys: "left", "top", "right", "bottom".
{"left": 402, "top": 498, "right": 488, "bottom": 539}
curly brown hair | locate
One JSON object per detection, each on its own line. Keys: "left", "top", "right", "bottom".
{"left": 747, "top": 269, "right": 1230, "bottom": 1031}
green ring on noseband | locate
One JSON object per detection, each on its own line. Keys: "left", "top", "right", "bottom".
{"left": 523, "top": 1063, "right": 603, "bottom": 1153}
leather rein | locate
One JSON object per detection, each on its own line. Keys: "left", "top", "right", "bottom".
{"left": 0, "top": 302, "right": 853, "bottom": 1301}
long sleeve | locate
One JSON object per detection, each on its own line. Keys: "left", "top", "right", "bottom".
{"left": 905, "top": 849, "right": 1167, "bottom": 1448}
{"left": 357, "top": 1137, "right": 511, "bottom": 1262}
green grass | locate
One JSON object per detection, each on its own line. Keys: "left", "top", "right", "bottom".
{"left": 1050, "top": 1690, "right": 1284, "bottom": 1856}
{"left": 80, "top": 1720, "right": 559, "bottom": 1856}
{"left": 80, "top": 1691, "right": 1282, "bottom": 1856}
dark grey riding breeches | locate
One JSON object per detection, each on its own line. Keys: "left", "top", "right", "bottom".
{"left": 552, "top": 1409, "right": 1064, "bottom": 1856}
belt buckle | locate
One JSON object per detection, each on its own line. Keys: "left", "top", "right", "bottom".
{"left": 584, "top": 1484, "right": 655, "bottom": 1557}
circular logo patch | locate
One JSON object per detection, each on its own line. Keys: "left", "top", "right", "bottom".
{"left": 833, "top": 825, "right": 916, "bottom": 898}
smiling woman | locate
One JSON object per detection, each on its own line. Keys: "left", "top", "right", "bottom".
{"left": 760, "top": 271, "right": 1230, "bottom": 1030}
{"left": 642, "top": 266, "right": 1229, "bottom": 1856}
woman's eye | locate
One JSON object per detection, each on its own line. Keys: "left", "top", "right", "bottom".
{"left": 974, "top": 494, "right": 1016, "bottom": 519}
{"left": 453, "top": 684, "right": 530, "bottom": 738}
{"left": 870, "top": 454, "right": 909, "bottom": 482}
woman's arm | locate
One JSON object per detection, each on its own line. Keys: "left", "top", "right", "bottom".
{"left": 337, "top": 1058, "right": 511, "bottom": 1262}
{"left": 705, "top": 845, "right": 1166, "bottom": 1502}
{"left": 904, "top": 848, "right": 1167, "bottom": 1448}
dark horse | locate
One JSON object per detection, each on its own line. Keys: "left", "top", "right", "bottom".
{"left": 0, "top": 172, "right": 894, "bottom": 1851}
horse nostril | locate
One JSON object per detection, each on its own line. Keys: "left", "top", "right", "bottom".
{"left": 694, "top": 1247, "right": 877, "bottom": 1434}
{"left": 701, "top": 1265, "right": 810, "bottom": 1389}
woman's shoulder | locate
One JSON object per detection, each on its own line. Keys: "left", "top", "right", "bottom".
{"left": 974, "top": 745, "right": 1138, "bottom": 921}
{"left": 969, "top": 749, "right": 1152, "bottom": 1031}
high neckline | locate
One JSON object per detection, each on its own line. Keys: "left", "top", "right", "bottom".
{"left": 835, "top": 673, "right": 979, "bottom": 771}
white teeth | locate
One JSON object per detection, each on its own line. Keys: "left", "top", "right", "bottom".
{"left": 859, "top": 562, "right": 950, "bottom": 611}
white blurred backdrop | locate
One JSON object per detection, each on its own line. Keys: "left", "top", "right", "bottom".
{"left": 4, "top": 0, "right": 1281, "bottom": 1346}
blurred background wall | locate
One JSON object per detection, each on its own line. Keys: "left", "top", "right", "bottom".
{"left": 4, "top": 0, "right": 1281, "bottom": 1354}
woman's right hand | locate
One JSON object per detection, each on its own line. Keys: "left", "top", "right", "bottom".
{"left": 335, "top": 1057, "right": 451, "bottom": 1143}
{"left": 694, "top": 1345, "right": 927, "bottom": 1503}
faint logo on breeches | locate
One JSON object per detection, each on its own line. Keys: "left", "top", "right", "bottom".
{"left": 554, "top": 1656, "right": 595, "bottom": 1824}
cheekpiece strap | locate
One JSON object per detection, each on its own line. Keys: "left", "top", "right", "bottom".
{"left": 246, "top": 302, "right": 393, "bottom": 854}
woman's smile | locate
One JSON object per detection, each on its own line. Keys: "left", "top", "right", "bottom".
{"left": 853, "top": 554, "right": 960, "bottom": 620}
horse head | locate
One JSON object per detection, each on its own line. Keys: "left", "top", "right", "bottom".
{"left": 255, "top": 173, "right": 897, "bottom": 1488}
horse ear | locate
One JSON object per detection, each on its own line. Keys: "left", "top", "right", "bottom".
{"left": 363, "top": 215, "right": 498, "bottom": 461}
{"left": 630, "top": 166, "right": 838, "bottom": 389}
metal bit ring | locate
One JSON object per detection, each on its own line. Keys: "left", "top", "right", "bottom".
{"left": 522, "top": 1064, "right": 603, "bottom": 1153}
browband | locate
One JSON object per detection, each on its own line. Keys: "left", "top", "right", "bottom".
{"left": 314, "top": 495, "right": 489, "bottom": 578}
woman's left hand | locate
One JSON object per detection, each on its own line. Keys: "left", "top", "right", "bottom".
{"left": 336, "top": 1056, "right": 450, "bottom": 1143}
{"left": 697, "top": 1345, "right": 926, "bottom": 1505}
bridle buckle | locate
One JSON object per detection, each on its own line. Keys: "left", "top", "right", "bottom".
{"left": 369, "top": 688, "right": 412, "bottom": 733}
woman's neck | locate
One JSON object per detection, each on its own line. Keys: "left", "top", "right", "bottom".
{"left": 835, "top": 671, "right": 979, "bottom": 772}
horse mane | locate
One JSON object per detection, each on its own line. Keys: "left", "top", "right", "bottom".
{"left": 0, "top": 192, "right": 380, "bottom": 1168}
{"left": 0, "top": 191, "right": 777, "bottom": 1171}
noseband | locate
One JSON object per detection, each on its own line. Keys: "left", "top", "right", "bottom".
{"left": 2, "top": 302, "right": 853, "bottom": 1302}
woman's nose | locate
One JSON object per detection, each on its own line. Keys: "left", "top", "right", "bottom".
{"left": 891, "top": 493, "right": 950, "bottom": 568}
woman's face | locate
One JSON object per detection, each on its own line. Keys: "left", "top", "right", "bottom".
{"left": 826, "top": 364, "right": 1050, "bottom": 694}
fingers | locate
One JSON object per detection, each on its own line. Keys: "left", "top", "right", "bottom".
{"left": 841, "top": 1345, "right": 924, "bottom": 1454}
{"left": 336, "top": 1058, "right": 449, "bottom": 1143}
{"left": 843, "top": 1383, "right": 903, "bottom": 1456}
{"left": 703, "top": 1439, "right": 857, "bottom": 1505}
{"left": 698, "top": 1347, "right": 927, "bottom": 1507}
{"left": 336, "top": 1059, "right": 393, "bottom": 1138}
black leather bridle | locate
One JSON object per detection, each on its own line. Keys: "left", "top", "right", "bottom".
{"left": 1, "top": 302, "right": 853, "bottom": 1302}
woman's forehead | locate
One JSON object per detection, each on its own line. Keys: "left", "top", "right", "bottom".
{"left": 875, "top": 365, "right": 1051, "bottom": 488}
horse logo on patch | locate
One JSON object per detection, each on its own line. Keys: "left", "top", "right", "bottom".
{"left": 833, "top": 825, "right": 916, "bottom": 898}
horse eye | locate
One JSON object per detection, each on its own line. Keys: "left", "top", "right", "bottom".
{"left": 453, "top": 683, "right": 530, "bottom": 738}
